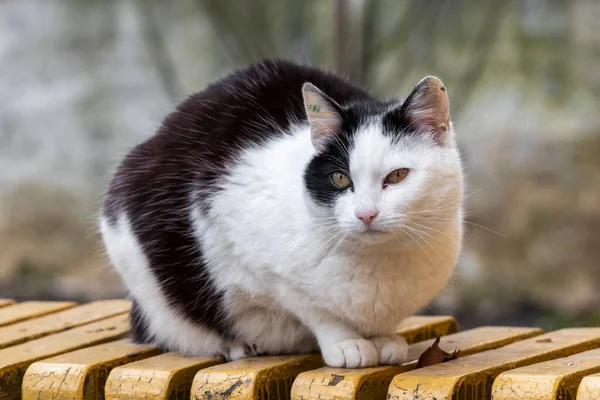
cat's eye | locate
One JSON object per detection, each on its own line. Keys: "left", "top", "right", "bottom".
{"left": 330, "top": 172, "right": 352, "bottom": 189}
{"left": 384, "top": 168, "right": 409, "bottom": 185}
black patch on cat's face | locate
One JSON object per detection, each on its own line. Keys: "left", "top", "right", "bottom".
{"left": 304, "top": 132, "right": 354, "bottom": 206}
{"left": 382, "top": 108, "right": 412, "bottom": 139}
{"left": 304, "top": 102, "right": 393, "bottom": 207}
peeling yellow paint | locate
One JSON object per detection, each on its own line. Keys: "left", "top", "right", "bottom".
{"left": 21, "top": 339, "right": 159, "bottom": 400}
{"left": 492, "top": 348, "right": 600, "bottom": 400}
{"left": 396, "top": 316, "right": 459, "bottom": 344}
{"left": 0, "top": 314, "right": 130, "bottom": 399}
{"left": 0, "top": 301, "right": 76, "bottom": 327}
{"left": 105, "top": 352, "right": 223, "bottom": 400}
{"left": 191, "top": 354, "right": 323, "bottom": 400}
{"left": 291, "top": 326, "right": 542, "bottom": 400}
{"left": 0, "top": 299, "right": 131, "bottom": 349}
{"left": 577, "top": 372, "right": 600, "bottom": 400}
{"left": 292, "top": 365, "right": 408, "bottom": 400}
{"left": 388, "top": 328, "right": 600, "bottom": 400}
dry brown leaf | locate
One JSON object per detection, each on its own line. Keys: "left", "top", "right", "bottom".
{"left": 416, "top": 336, "right": 460, "bottom": 368}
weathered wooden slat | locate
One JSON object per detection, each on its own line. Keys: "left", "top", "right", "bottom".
{"left": 21, "top": 339, "right": 160, "bottom": 400}
{"left": 0, "top": 301, "right": 76, "bottom": 327}
{"left": 291, "top": 326, "right": 542, "bottom": 400}
{"left": 492, "top": 348, "right": 600, "bottom": 400}
{"left": 0, "top": 314, "right": 130, "bottom": 400}
{"left": 577, "top": 372, "right": 600, "bottom": 400}
{"left": 105, "top": 353, "right": 223, "bottom": 400}
{"left": 0, "top": 299, "right": 131, "bottom": 349}
{"left": 0, "top": 299, "right": 15, "bottom": 308}
{"left": 396, "top": 315, "right": 459, "bottom": 344}
{"left": 387, "top": 328, "right": 600, "bottom": 400}
{"left": 191, "top": 355, "right": 324, "bottom": 400}
{"left": 406, "top": 326, "right": 543, "bottom": 362}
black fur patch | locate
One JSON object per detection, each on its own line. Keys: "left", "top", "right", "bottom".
{"left": 129, "top": 299, "right": 154, "bottom": 344}
{"left": 303, "top": 98, "right": 400, "bottom": 206}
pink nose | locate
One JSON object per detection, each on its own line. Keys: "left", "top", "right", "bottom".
{"left": 356, "top": 209, "right": 379, "bottom": 224}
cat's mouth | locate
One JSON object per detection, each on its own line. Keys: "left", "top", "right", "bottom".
{"left": 364, "top": 226, "right": 386, "bottom": 235}
{"left": 357, "top": 226, "right": 390, "bottom": 240}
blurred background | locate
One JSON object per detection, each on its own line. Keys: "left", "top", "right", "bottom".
{"left": 1, "top": 0, "right": 599, "bottom": 331}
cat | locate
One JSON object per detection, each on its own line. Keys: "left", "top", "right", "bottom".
{"left": 100, "top": 59, "right": 463, "bottom": 368}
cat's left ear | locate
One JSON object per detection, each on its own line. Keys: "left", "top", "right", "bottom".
{"left": 302, "top": 83, "right": 343, "bottom": 153}
{"left": 400, "top": 76, "right": 450, "bottom": 142}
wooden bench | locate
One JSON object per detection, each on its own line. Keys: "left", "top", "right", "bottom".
{"left": 0, "top": 299, "right": 598, "bottom": 400}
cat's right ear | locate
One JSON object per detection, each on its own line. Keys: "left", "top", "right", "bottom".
{"left": 398, "top": 76, "right": 450, "bottom": 142}
{"left": 302, "top": 83, "right": 343, "bottom": 153}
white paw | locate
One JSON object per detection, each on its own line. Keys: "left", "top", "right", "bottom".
{"left": 226, "top": 343, "right": 259, "bottom": 361}
{"left": 321, "top": 339, "right": 379, "bottom": 368}
{"left": 370, "top": 335, "right": 408, "bottom": 365}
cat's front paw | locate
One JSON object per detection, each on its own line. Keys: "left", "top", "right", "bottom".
{"left": 226, "top": 343, "right": 260, "bottom": 361}
{"left": 370, "top": 335, "right": 408, "bottom": 365}
{"left": 321, "top": 339, "right": 379, "bottom": 368}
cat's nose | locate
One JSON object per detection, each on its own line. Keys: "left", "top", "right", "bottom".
{"left": 356, "top": 208, "right": 379, "bottom": 224}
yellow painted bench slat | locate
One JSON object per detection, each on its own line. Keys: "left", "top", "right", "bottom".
{"left": 0, "top": 299, "right": 131, "bottom": 349}
{"left": 0, "top": 314, "right": 130, "bottom": 400}
{"left": 577, "top": 372, "right": 600, "bottom": 400}
{"left": 21, "top": 339, "right": 160, "bottom": 400}
{"left": 492, "top": 347, "right": 600, "bottom": 400}
{"left": 406, "top": 326, "right": 543, "bottom": 362}
{"left": 396, "top": 316, "right": 459, "bottom": 344}
{"left": 0, "top": 301, "right": 76, "bottom": 327}
{"left": 387, "top": 328, "right": 600, "bottom": 400}
{"left": 191, "top": 354, "right": 323, "bottom": 400}
{"left": 0, "top": 299, "right": 15, "bottom": 308}
{"left": 291, "top": 326, "right": 542, "bottom": 400}
{"left": 105, "top": 353, "right": 223, "bottom": 400}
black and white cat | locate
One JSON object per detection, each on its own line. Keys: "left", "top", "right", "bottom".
{"left": 100, "top": 59, "right": 463, "bottom": 368}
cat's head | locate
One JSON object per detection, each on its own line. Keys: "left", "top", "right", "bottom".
{"left": 302, "top": 76, "right": 463, "bottom": 244}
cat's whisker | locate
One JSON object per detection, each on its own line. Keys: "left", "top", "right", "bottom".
{"left": 329, "top": 231, "right": 351, "bottom": 258}
{"left": 400, "top": 226, "right": 436, "bottom": 268}
{"left": 413, "top": 217, "right": 507, "bottom": 237}
{"left": 310, "top": 220, "right": 338, "bottom": 227}
{"left": 312, "top": 226, "right": 338, "bottom": 234}
{"left": 407, "top": 201, "right": 460, "bottom": 215}
{"left": 313, "top": 216, "right": 341, "bottom": 223}
{"left": 407, "top": 221, "right": 458, "bottom": 245}
{"left": 314, "top": 224, "right": 342, "bottom": 236}
{"left": 320, "top": 231, "right": 351, "bottom": 267}
{"left": 413, "top": 216, "right": 455, "bottom": 221}
{"left": 407, "top": 184, "right": 490, "bottom": 215}
{"left": 405, "top": 222, "right": 454, "bottom": 248}
{"left": 461, "top": 220, "right": 507, "bottom": 237}
{"left": 384, "top": 215, "right": 452, "bottom": 229}
{"left": 308, "top": 229, "right": 346, "bottom": 262}
{"left": 286, "top": 226, "right": 332, "bottom": 250}
{"left": 403, "top": 225, "right": 445, "bottom": 262}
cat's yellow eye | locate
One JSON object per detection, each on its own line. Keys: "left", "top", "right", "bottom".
{"left": 384, "top": 168, "right": 409, "bottom": 185}
{"left": 331, "top": 172, "right": 352, "bottom": 189}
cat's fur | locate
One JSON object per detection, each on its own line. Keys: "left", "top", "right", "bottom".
{"left": 100, "top": 59, "right": 463, "bottom": 368}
